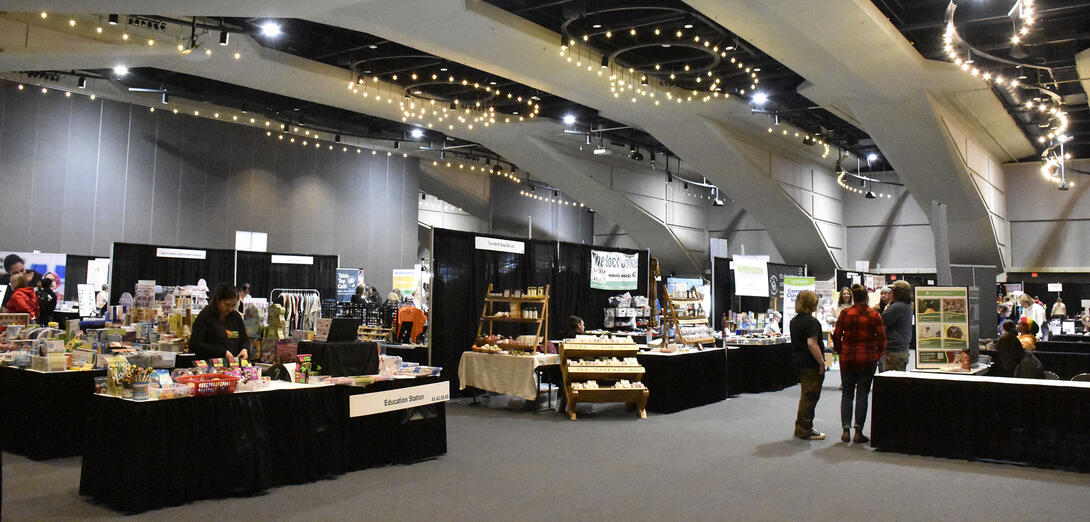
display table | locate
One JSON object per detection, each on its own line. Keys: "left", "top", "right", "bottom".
{"left": 638, "top": 347, "right": 727, "bottom": 413}
{"left": 725, "top": 341, "right": 798, "bottom": 394}
{"left": 80, "top": 377, "right": 447, "bottom": 513}
{"left": 912, "top": 363, "right": 991, "bottom": 375}
{"left": 0, "top": 366, "right": 106, "bottom": 459}
{"left": 298, "top": 340, "right": 379, "bottom": 376}
{"left": 1036, "top": 340, "right": 1090, "bottom": 354}
{"left": 984, "top": 348, "right": 1090, "bottom": 379}
{"left": 872, "top": 371, "right": 1090, "bottom": 472}
{"left": 458, "top": 351, "right": 559, "bottom": 400}
{"left": 382, "top": 343, "right": 431, "bottom": 365}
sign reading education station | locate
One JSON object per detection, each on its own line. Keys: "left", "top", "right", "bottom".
{"left": 590, "top": 250, "right": 639, "bottom": 290}
{"left": 348, "top": 381, "right": 450, "bottom": 417}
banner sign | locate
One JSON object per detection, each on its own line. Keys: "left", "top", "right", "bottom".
{"left": 733, "top": 255, "right": 769, "bottom": 297}
{"left": 1047, "top": 283, "right": 1063, "bottom": 292}
{"left": 474, "top": 236, "right": 525, "bottom": 254}
{"left": 336, "top": 268, "right": 365, "bottom": 302}
{"left": 915, "top": 286, "right": 969, "bottom": 369}
{"left": 590, "top": 250, "right": 639, "bottom": 290}
{"left": 271, "top": 255, "right": 313, "bottom": 265}
{"left": 782, "top": 276, "right": 817, "bottom": 327}
{"left": 349, "top": 381, "right": 450, "bottom": 417}
{"left": 155, "top": 248, "right": 206, "bottom": 260}
{"left": 392, "top": 269, "right": 418, "bottom": 297}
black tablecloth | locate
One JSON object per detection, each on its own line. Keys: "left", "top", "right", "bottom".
{"left": 638, "top": 349, "right": 727, "bottom": 413}
{"left": 383, "top": 343, "right": 430, "bottom": 365}
{"left": 1036, "top": 341, "right": 1090, "bottom": 354}
{"left": 726, "top": 342, "right": 798, "bottom": 394}
{"left": 79, "top": 377, "right": 448, "bottom": 513}
{"left": 298, "top": 341, "right": 379, "bottom": 376}
{"left": 80, "top": 386, "right": 344, "bottom": 513}
{"left": 872, "top": 373, "right": 1090, "bottom": 472}
{"left": 1051, "top": 334, "right": 1090, "bottom": 343}
{"left": 0, "top": 366, "right": 105, "bottom": 459}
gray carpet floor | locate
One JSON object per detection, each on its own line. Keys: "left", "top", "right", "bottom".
{"left": 5, "top": 369, "right": 1089, "bottom": 520}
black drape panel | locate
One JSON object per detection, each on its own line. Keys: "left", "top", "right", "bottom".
{"left": 553, "top": 243, "right": 648, "bottom": 337}
{"left": 235, "top": 252, "right": 339, "bottom": 300}
{"left": 63, "top": 254, "right": 95, "bottom": 299}
{"left": 712, "top": 258, "right": 805, "bottom": 321}
{"left": 109, "top": 243, "right": 235, "bottom": 304}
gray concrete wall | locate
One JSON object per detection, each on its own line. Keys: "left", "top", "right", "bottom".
{"left": 0, "top": 84, "right": 420, "bottom": 283}
{"left": 1006, "top": 158, "right": 1090, "bottom": 271}
{"left": 843, "top": 175, "right": 937, "bottom": 272}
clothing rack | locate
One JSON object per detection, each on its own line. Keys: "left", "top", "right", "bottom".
{"left": 270, "top": 288, "right": 321, "bottom": 334}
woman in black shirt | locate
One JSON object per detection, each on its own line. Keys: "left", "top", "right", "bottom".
{"left": 189, "top": 283, "right": 249, "bottom": 361}
{"left": 790, "top": 290, "right": 827, "bottom": 440}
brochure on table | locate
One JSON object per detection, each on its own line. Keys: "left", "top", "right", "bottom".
{"left": 915, "top": 286, "right": 969, "bottom": 368}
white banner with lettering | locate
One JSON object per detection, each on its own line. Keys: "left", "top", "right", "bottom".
{"left": 474, "top": 236, "right": 525, "bottom": 254}
{"left": 782, "top": 276, "right": 817, "bottom": 327}
{"left": 733, "top": 255, "right": 770, "bottom": 297}
{"left": 348, "top": 381, "right": 450, "bottom": 417}
{"left": 590, "top": 250, "right": 639, "bottom": 290}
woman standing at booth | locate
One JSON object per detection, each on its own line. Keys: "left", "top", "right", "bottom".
{"left": 189, "top": 283, "right": 249, "bottom": 361}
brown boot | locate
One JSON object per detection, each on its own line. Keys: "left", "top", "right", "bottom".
{"left": 853, "top": 429, "right": 869, "bottom": 444}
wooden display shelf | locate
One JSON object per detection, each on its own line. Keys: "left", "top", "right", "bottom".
{"left": 566, "top": 369, "right": 645, "bottom": 380}
{"left": 669, "top": 297, "right": 704, "bottom": 303}
{"left": 680, "top": 336, "right": 716, "bottom": 345}
{"left": 661, "top": 291, "right": 714, "bottom": 349}
{"left": 476, "top": 283, "right": 550, "bottom": 353}
{"left": 560, "top": 346, "right": 640, "bottom": 357}
{"left": 567, "top": 388, "right": 649, "bottom": 420}
{"left": 560, "top": 338, "right": 648, "bottom": 420}
{"left": 676, "top": 317, "right": 708, "bottom": 325}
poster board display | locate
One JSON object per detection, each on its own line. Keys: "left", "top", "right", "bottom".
{"left": 782, "top": 276, "right": 817, "bottom": 327}
{"left": 733, "top": 255, "right": 769, "bottom": 297}
{"left": 335, "top": 268, "right": 365, "bottom": 302}
{"left": 915, "top": 287, "right": 969, "bottom": 369}
{"left": 392, "top": 269, "right": 419, "bottom": 298}
{"left": 590, "top": 250, "right": 639, "bottom": 290}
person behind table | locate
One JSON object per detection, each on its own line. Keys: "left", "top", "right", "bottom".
{"left": 832, "top": 284, "right": 886, "bottom": 444}
{"left": 564, "top": 315, "right": 585, "bottom": 339}
{"left": 5, "top": 272, "right": 39, "bottom": 320}
{"left": 351, "top": 284, "right": 367, "bottom": 305}
{"left": 366, "top": 286, "right": 383, "bottom": 307}
{"left": 1050, "top": 297, "right": 1067, "bottom": 319}
{"left": 1016, "top": 316, "right": 1038, "bottom": 352}
{"left": 790, "top": 290, "right": 827, "bottom": 440}
{"left": 880, "top": 281, "right": 913, "bottom": 372}
{"left": 188, "top": 283, "right": 249, "bottom": 361}
{"left": 236, "top": 282, "right": 251, "bottom": 311}
{"left": 996, "top": 303, "right": 1012, "bottom": 336}
{"left": 994, "top": 320, "right": 1024, "bottom": 378}
{"left": 36, "top": 273, "right": 57, "bottom": 325}
{"left": 874, "top": 286, "right": 891, "bottom": 314}
{"left": 0, "top": 253, "right": 25, "bottom": 311}
{"left": 1018, "top": 294, "right": 1046, "bottom": 340}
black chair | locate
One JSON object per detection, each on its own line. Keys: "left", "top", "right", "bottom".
{"left": 397, "top": 321, "right": 414, "bottom": 343}
{"left": 1071, "top": 373, "right": 1090, "bottom": 382}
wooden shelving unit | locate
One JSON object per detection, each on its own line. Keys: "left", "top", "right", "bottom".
{"left": 560, "top": 337, "right": 648, "bottom": 420}
{"left": 357, "top": 325, "right": 393, "bottom": 342}
{"left": 662, "top": 293, "right": 715, "bottom": 348}
{"left": 476, "top": 283, "right": 550, "bottom": 352}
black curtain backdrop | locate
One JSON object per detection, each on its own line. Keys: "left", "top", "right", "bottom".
{"left": 431, "top": 229, "right": 647, "bottom": 391}
{"left": 64, "top": 254, "right": 96, "bottom": 299}
{"left": 711, "top": 258, "right": 805, "bottom": 323}
{"left": 1007, "top": 273, "right": 1090, "bottom": 319}
{"left": 110, "top": 243, "right": 235, "bottom": 304}
{"left": 235, "top": 252, "right": 339, "bottom": 300}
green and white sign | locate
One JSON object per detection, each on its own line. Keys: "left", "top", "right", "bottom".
{"left": 782, "top": 276, "right": 816, "bottom": 327}
{"left": 590, "top": 250, "right": 639, "bottom": 290}
{"left": 915, "top": 286, "right": 969, "bottom": 368}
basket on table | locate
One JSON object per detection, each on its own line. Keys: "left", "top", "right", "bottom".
{"left": 175, "top": 373, "right": 240, "bottom": 396}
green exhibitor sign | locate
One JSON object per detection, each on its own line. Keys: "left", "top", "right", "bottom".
{"left": 915, "top": 286, "right": 969, "bottom": 368}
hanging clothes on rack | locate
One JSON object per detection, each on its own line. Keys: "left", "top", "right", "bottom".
{"left": 269, "top": 289, "right": 322, "bottom": 335}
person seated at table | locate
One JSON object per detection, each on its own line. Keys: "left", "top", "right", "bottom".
{"left": 351, "top": 285, "right": 367, "bottom": 305}
{"left": 563, "top": 315, "right": 585, "bottom": 339}
{"left": 1017, "top": 317, "right": 1038, "bottom": 352}
{"left": 4, "top": 272, "right": 39, "bottom": 320}
{"left": 1014, "top": 350, "right": 1045, "bottom": 379}
{"left": 189, "top": 283, "right": 248, "bottom": 361}
{"left": 994, "top": 320, "right": 1024, "bottom": 378}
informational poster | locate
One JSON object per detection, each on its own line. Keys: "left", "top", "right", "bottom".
{"left": 335, "top": 268, "right": 365, "bottom": 302}
{"left": 915, "top": 286, "right": 969, "bottom": 369}
{"left": 314, "top": 318, "right": 332, "bottom": 342}
{"left": 77, "top": 284, "right": 97, "bottom": 317}
{"left": 590, "top": 250, "right": 639, "bottom": 290}
{"left": 782, "top": 276, "right": 817, "bottom": 327}
{"left": 0, "top": 251, "right": 68, "bottom": 301}
{"left": 87, "top": 258, "right": 110, "bottom": 288}
{"left": 733, "top": 255, "right": 769, "bottom": 297}
{"left": 392, "top": 269, "right": 419, "bottom": 298}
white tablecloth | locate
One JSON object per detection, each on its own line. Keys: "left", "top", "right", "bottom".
{"left": 458, "top": 352, "right": 559, "bottom": 400}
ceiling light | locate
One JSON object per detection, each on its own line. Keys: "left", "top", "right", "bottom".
{"left": 562, "top": 114, "right": 576, "bottom": 125}
{"left": 592, "top": 24, "right": 602, "bottom": 29}
{"left": 77, "top": 77, "right": 87, "bottom": 89}
{"left": 867, "top": 153, "right": 879, "bottom": 162}
{"left": 410, "top": 128, "right": 424, "bottom": 139}
{"left": 334, "top": 134, "right": 342, "bottom": 143}
{"left": 600, "top": 56, "right": 609, "bottom": 69}
{"left": 161, "top": 92, "right": 169, "bottom": 104}
{"left": 593, "top": 145, "right": 610, "bottom": 155}
{"left": 683, "top": 24, "right": 694, "bottom": 29}
{"left": 259, "top": 22, "right": 281, "bottom": 37}
{"left": 393, "top": 140, "right": 400, "bottom": 150}
{"left": 219, "top": 31, "right": 230, "bottom": 46}
{"left": 751, "top": 92, "right": 768, "bottom": 105}
{"left": 865, "top": 190, "right": 877, "bottom": 199}
{"left": 107, "top": 14, "right": 119, "bottom": 25}
{"left": 113, "top": 65, "right": 129, "bottom": 76}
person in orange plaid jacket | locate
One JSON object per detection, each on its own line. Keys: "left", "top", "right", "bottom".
{"left": 832, "top": 284, "right": 886, "bottom": 444}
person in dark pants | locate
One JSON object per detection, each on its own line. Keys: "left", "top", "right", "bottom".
{"left": 188, "top": 283, "right": 249, "bottom": 361}
{"left": 879, "top": 281, "right": 913, "bottom": 372}
{"left": 790, "top": 290, "right": 827, "bottom": 440}
{"left": 832, "top": 284, "right": 886, "bottom": 444}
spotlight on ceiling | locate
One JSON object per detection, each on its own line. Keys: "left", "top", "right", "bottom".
{"left": 161, "top": 92, "right": 169, "bottom": 104}
{"left": 867, "top": 153, "right": 879, "bottom": 163}
{"left": 112, "top": 65, "right": 129, "bottom": 76}
{"left": 865, "top": 190, "right": 877, "bottom": 199}
{"left": 410, "top": 128, "right": 424, "bottom": 139}
{"left": 593, "top": 145, "right": 610, "bottom": 155}
{"left": 562, "top": 114, "right": 576, "bottom": 125}
{"left": 107, "top": 14, "right": 119, "bottom": 25}
{"left": 393, "top": 140, "right": 400, "bottom": 150}
{"left": 334, "top": 134, "right": 342, "bottom": 143}
{"left": 600, "top": 56, "right": 609, "bottom": 69}
{"left": 77, "top": 76, "right": 87, "bottom": 89}
{"left": 259, "top": 22, "right": 281, "bottom": 37}
{"left": 751, "top": 91, "right": 768, "bottom": 106}
{"left": 219, "top": 31, "right": 230, "bottom": 46}
{"left": 712, "top": 197, "right": 725, "bottom": 206}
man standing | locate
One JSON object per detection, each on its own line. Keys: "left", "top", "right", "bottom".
{"left": 1019, "top": 294, "right": 1047, "bottom": 340}
{"left": 879, "top": 281, "right": 913, "bottom": 372}
{"left": 832, "top": 284, "right": 886, "bottom": 444}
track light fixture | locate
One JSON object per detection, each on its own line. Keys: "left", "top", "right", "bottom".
{"left": 77, "top": 76, "right": 87, "bottom": 89}
{"left": 108, "top": 14, "right": 119, "bottom": 25}
{"left": 161, "top": 92, "right": 169, "bottom": 104}
{"left": 393, "top": 140, "right": 400, "bottom": 150}
{"left": 600, "top": 56, "right": 610, "bottom": 69}
{"left": 334, "top": 134, "right": 341, "bottom": 143}
{"left": 219, "top": 31, "right": 230, "bottom": 46}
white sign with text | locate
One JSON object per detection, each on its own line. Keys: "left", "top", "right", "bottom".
{"left": 349, "top": 380, "right": 450, "bottom": 417}
{"left": 474, "top": 236, "right": 525, "bottom": 254}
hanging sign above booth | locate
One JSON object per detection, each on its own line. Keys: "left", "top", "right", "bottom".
{"left": 733, "top": 255, "right": 770, "bottom": 297}
{"left": 271, "top": 255, "right": 314, "bottom": 265}
{"left": 474, "top": 236, "right": 525, "bottom": 254}
{"left": 155, "top": 248, "right": 206, "bottom": 260}
{"left": 1047, "top": 283, "right": 1063, "bottom": 292}
{"left": 782, "top": 276, "right": 817, "bottom": 327}
{"left": 590, "top": 250, "right": 639, "bottom": 290}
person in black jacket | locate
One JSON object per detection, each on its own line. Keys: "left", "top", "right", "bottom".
{"left": 351, "top": 285, "right": 367, "bottom": 305}
{"left": 36, "top": 274, "right": 57, "bottom": 325}
{"left": 188, "top": 283, "right": 249, "bottom": 361}
{"left": 994, "top": 320, "right": 1024, "bottom": 378}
